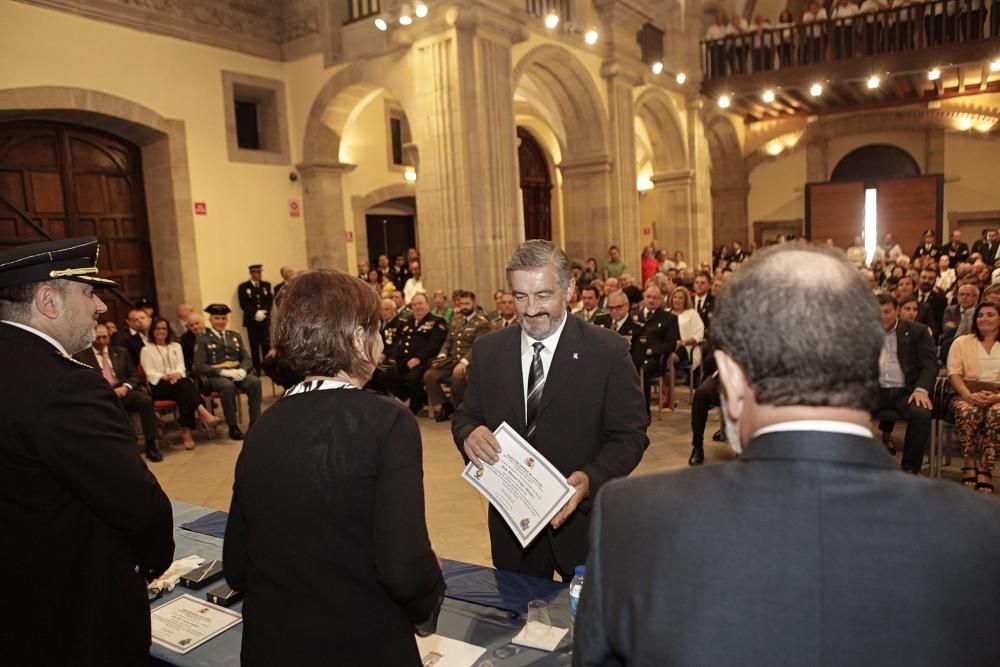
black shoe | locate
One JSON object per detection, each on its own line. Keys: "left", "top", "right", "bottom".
{"left": 228, "top": 425, "right": 244, "bottom": 441}
{"left": 145, "top": 442, "right": 163, "bottom": 463}
{"left": 688, "top": 448, "right": 705, "bottom": 466}
{"left": 435, "top": 403, "right": 454, "bottom": 422}
{"left": 711, "top": 429, "right": 725, "bottom": 442}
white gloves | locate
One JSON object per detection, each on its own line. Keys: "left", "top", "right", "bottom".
{"left": 148, "top": 555, "right": 204, "bottom": 594}
{"left": 254, "top": 309, "right": 267, "bottom": 322}
{"left": 219, "top": 369, "right": 247, "bottom": 381}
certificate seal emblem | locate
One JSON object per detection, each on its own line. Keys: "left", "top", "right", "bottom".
{"left": 474, "top": 469, "right": 484, "bottom": 479}
{"left": 520, "top": 517, "right": 530, "bottom": 531}
{"left": 524, "top": 457, "right": 535, "bottom": 469}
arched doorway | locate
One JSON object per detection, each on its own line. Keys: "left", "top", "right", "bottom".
{"left": 831, "top": 144, "right": 921, "bottom": 186}
{"left": 518, "top": 127, "right": 552, "bottom": 241}
{"left": 0, "top": 121, "right": 155, "bottom": 325}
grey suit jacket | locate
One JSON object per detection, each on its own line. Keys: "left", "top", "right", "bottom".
{"left": 574, "top": 430, "right": 1000, "bottom": 666}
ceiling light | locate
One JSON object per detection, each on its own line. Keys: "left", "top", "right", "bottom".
{"left": 404, "top": 169, "right": 417, "bottom": 182}
{"left": 718, "top": 95, "right": 731, "bottom": 109}
{"left": 374, "top": 17, "right": 388, "bottom": 31}
{"left": 762, "top": 89, "right": 776, "bottom": 103}
{"left": 928, "top": 68, "right": 941, "bottom": 81}
{"left": 651, "top": 61, "right": 664, "bottom": 75}
{"left": 867, "top": 75, "right": 881, "bottom": 89}
{"left": 810, "top": 83, "right": 823, "bottom": 97}
{"left": 415, "top": 3, "right": 428, "bottom": 18}
{"left": 675, "top": 72, "right": 686, "bottom": 85}
{"left": 399, "top": 14, "right": 412, "bottom": 25}
{"left": 991, "top": 59, "right": 1000, "bottom": 72}
{"left": 544, "top": 13, "right": 559, "bottom": 29}
{"left": 584, "top": 29, "right": 599, "bottom": 45}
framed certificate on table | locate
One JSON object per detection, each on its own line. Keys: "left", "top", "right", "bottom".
{"left": 151, "top": 593, "right": 242, "bottom": 654}
{"left": 462, "top": 422, "right": 575, "bottom": 548}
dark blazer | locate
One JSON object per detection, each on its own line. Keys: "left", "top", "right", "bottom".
{"left": 452, "top": 316, "right": 649, "bottom": 574}
{"left": 916, "top": 290, "right": 947, "bottom": 338}
{"left": 111, "top": 327, "right": 146, "bottom": 365}
{"left": 911, "top": 242, "right": 939, "bottom": 260}
{"left": 224, "top": 387, "right": 444, "bottom": 666}
{"left": 892, "top": 318, "right": 938, "bottom": 392}
{"left": 574, "top": 431, "right": 1000, "bottom": 666}
{"left": 971, "top": 238, "right": 999, "bottom": 265}
{"left": 630, "top": 307, "right": 681, "bottom": 370}
{"left": 74, "top": 344, "right": 142, "bottom": 389}
{"left": 693, "top": 293, "right": 714, "bottom": 328}
{"left": 237, "top": 279, "right": 274, "bottom": 328}
{"left": 179, "top": 329, "right": 197, "bottom": 369}
{"left": 945, "top": 240, "right": 970, "bottom": 264}
{"left": 0, "top": 323, "right": 173, "bottom": 666}
{"left": 593, "top": 313, "right": 641, "bottom": 339}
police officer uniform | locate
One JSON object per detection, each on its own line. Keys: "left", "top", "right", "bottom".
{"left": 630, "top": 306, "right": 681, "bottom": 417}
{"left": 0, "top": 237, "right": 173, "bottom": 665}
{"left": 423, "top": 310, "right": 492, "bottom": 421}
{"left": 194, "top": 303, "right": 262, "bottom": 440}
{"left": 238, "top": 264, "right": 273, "bottom": 376}
{"left": 385, "top": 312, "right": 448, "bottom": 413}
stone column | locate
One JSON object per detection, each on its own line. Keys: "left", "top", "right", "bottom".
{"left": 296, "top": 160, "right": 356, "bottom": 271}
{"left": 558, "top": 155, "right": 614, "bottom": 263}
{"left": 410, "top": 5, "right": 523, "bottom": 299}
{"left": 687, "top": 100, "right": 714, "bottom": 265}
{"left": 651, "top": 169, "right": 694, "bottom": 261}
{"left": 604, "top": 69, "right": 643, "bottom": 268}
{"left": 925, "top": 128, "right": 945, "bottom": 174}
{"left": 806, "top": 137, "right": 828, "bottom": 183}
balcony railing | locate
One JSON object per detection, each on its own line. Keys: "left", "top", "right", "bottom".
{"left": 637, "top": 23, "right": 665, "bottom": 65}
{"left": 526, "top": 0, "right": 574, "bottom": 22}
{"left": 701, "top": 0, "right": 997, "bottom": 80}
{"left": 345, "top": 0, "right": 381, "bottom": 25}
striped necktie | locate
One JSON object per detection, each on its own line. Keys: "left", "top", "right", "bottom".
{"left": 526, "top": 342, "right": 545, "bottom": 440}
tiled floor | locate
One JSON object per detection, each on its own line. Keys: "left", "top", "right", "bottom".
{"left": 153, "top": 379, "right": 962, "bottom": 569}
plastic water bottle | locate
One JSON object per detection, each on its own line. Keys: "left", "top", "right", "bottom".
{"left": 568, "top": 565, "right": 585, "bottom": 639}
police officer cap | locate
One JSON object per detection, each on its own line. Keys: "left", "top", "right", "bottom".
{"left": 205, "top": 303, "right": 232, "bottom": 316}
{"left": 248, "top": 264, "right": 262, "bottom": 271}
{"left": 0, "top": 236, "right": 118, "bottom": 289}
{"left": 134, "top": 296, "right": 154, "bottom": 309}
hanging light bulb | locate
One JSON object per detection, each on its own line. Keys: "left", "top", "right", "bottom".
{"left": 867, "top": 75, "right": 881, "bottom": 89}
{"left": 544, "top": 13, "right": 559, "bottom": 29}
{"left": 651, "top": 61, "right": 664, "bottom": 75}
{"left": 762, "top": 89, "right": 776, "bottom": 103}
{"left": 415, "top": 3, "right": 428, "bottom": 18}
{"left": 584, "top": 29, "right": 599, "bottom": 45}
{"left": 675, "top": 72, "right": 686, "bottom": 85}
{"left": 718, "top": 94, "right": 731, "bottom": 109}
{"left": 809, "top": 83, "right": 823, "bottom": 97}
{"left": 374, "top": 17, "right": 388, "bottom": 31}
{"left": 928, "top": 68, "right": 941, "bottom": 81}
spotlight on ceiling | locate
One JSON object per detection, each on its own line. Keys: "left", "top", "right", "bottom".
{"left": 867, "top": 75, "right": 881, "bottom": 89}
{"left": 415, "top": 3, "right": 428, "bottom": 18}
{"left": 374, "top": 17, "right": 388, "bottom": 31}
{"left": 651, "top": 61, "right": 664, "bottom": 75}
{"left": 404, "top": 169, "right": 417, "bottom": 182}
{"left": 584, "top": 29, "right": 599, "bottom": 45}
{"left": 544, "top": 13, "right": 559, "bottom": 29}
{"left": 399, "top": 14, "right": 412, "bottom": 25}
{"left": 676, "top": 72, "right": 687, "bottom": 85}
{"left": 809, "top": 83, "right": 823, "bottom": 97}
{"left": 719, "top": 95, "right": 731, "bottom": 109}
{"left": 928, "top": 67, "right": 941, "bottom": 81}
{"left": 762, "top": 89, "right": 776, "bottom": 103}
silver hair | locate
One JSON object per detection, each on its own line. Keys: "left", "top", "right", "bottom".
{"left": 505, "top": 240, "right": 573, "bottom": 290}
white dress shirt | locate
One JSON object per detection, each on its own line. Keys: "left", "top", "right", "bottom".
{"left": 754, "top": 420, "right": 873, "bottom": 439}
{"left": 403, "top": 278, "right": 424, "bottom": 304}
{"left": 520, "top": 314, "right": 568, "bottom": 422}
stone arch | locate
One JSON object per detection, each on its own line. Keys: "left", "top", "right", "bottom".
{"left": 351, "top": 182, "right": 418, "bottom": 270}
{"left": 513, "top": 44, "right": 609, "bottom": 162}
{"left": 0, "top": 86, "right": 199, "bottom": 315}
{"left": 706, "top": 113, "right": 749, "bottom": 247}
{"left": 635, "top": 88, "right": 688, "bottom": 173}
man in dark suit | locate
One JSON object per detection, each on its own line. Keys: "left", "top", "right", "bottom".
{"left": 384, "top": 292, "right": 447, "bottom": 414}
{"left": 273, "top": 265, "right": 294, "bottom": 301}
{"left": 916, "top": 265, "right": 948, "bottom": 338}
{"left": 111, "top": 306, "right": 150, "bottom": 365}
{"left": 945, "top": 228, "right": 970, "bottom": 265}
{"left": 873, "top": 293, "right": 938, "bottom": 473}
{"left": 574, "top": 285, "right": 605, "bottom": 323}
{"left": 692, "top": 271, "right": 714, "bottom": 329}
{"left": 453, "top": 240, "right": 648, "bottom": 580}
{"left": 237, "top": 263, "right": 273, "bottom": 377}
{"left": 75, "top": 323, "right": 162, "bottom": 462}
{"left": 971, "top": 228, "right": 999, "bottom": 266}
{"left": 0, "top": 237, "right": 173, "bottom": 666}
{"left": 179, "top": 312, "right": 204, "bottom": 371}
{"left": 911, "top": 229, "right": 939, "bottom": 261}
{"left": 574, "top": 244, "right": 1000, "bottom": 666}
{"left": 593, "top": 289, "right": 638, "bottom": 339}
{"left": 630, "top": 284, "right": 680, "bottom": 417}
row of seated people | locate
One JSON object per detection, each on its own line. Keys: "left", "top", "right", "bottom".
{"left": 703, "top": 0, "right": 996, "bottom": 77}
{"left": 78, "top": 304, "right": 263, "bottom": 461}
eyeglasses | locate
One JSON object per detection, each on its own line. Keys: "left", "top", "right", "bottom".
{"left": 608, "top": 304, "right": 627, "bottom": 310}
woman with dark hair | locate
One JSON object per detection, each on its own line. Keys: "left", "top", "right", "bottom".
{"left": 947, "top": 301, "right": 1000, "bottom": 494}
{"left": 223, "top": 269, "right": 445, "bottom": 666}
{"left": 140, "top": 316, "right": 218, "bottom": 449}
{"left": 897, "top": 294, "right": 919, "bottom": 321}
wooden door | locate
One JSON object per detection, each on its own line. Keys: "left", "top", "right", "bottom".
{"left": 518, "top": 127, "right": 552, "bottom": 241}
{"left": 0, "top": 122, "right": 155, "bottom": 326}
{"left": 365, "top": 213, "right": 416, "bottom": 268}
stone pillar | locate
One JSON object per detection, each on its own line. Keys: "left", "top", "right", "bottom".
{"left": 410, "top": 5, "right": 523, "bottom": 299}
{"left": 651, "top": 169, "right": 694, "bottom": 261}
{"left": 604, "top": 69, "right": 643, "bottom": 268}
{"left": 806, "top": 137, "right": 828, "bottom": 183}
{"left": 925, "top": 128, "right": 945, "bottom": 174}
{"left": 687, "top": 100, "right": 714, "bottom": 266}
{"left": 296, "top": 160, "right": 356, "bottom": 271}
{"left": 558, "top": 155, "right": 614, "bottom": 263}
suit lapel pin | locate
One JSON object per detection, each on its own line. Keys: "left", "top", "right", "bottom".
{"left": 573, "top": 352, "right": 579, "bottom": 359}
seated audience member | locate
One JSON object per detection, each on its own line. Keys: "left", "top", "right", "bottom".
{"left": 575, "top": 285, "right": 606, "bottom": 324}
{"left": 912, "top": 230, "right": 939, "bottom": 260}
{"left": 141, "top": 317, "right": 219, "bottom": 449}
{"left": 112, "top": 306, "right": 151, "bottom": 365}
{"left": 403, "top": 261, "right": 425, "bottom": 305}
{"left": 383, "top": 292, "right": 448, "bottom": 414}
{"left": 274, "top": 265, "right": 295, "bottom": 299}
{"left": 894, "top": 274, "right": 916, "bottom": 301}
{"left": 941, "top": 282, "right": 980, "bottom": 361}
{"left": 180, "top": 313, "right": 204, "bottom": 370}
{"left": 194, "top": 304, "right": 262, "bottom": 441}
{"left": 423, "top": 291, "right": 491, "bottom": 422}
{"left": 936, "top": 254, "right": 956, "bottom": 294}
{"left": 172, "top": 303, "right": 193, "bottom": 338}
{"left": 597, "top": 276, "right": 617, "bottom": 309}
{"left": 897, "top": 295, "right": 919, "bottom": 321}
{"left": 631, "top": 285, "right": 680, "bottom": 417}
{"left": 972, "top": 228, "right": 1000, "bottom": 266}
{"left": 578, "top": 258, "right": 600, "bottom": 286}
{"left": 947, "top": 301, "right": 1000, "bottom": 494}
{"left": 430, "top": 289, "right": 452, "bottom": 323}
{"left": 873, "top": 294, "right": 936, "bottom": 471}
{"left": 573, "top": 244, "right": 1000, "bottom": 666}
{"left": 568, "top": 286, "right": 583, "bottom": 314}
{"left": 103, "top": 319, "right": 118, "bottom": 338}
{"left": 594, "top": 289, "right": 639, "bottom": 338}
{"left": 664, "top": 286, "right": 706, "bottom": 407}
{"left": 619, "top": 272, "right": 643, "bottom": 307}
{"left": 491, "top": 291, "right": 518, "bottom": 330}
{"left": 946, "top": 229, "right": 970, "bottom": 265}
{"left": 876, "top": 232, "right": 903, "bottom": 265}
{"left": 916, "top": 265, "right": 947, "bottom": 337}
{"left": 74, "top": 323, "right": 162, "bottom": 462}
{"left": 224, "top": 270, "right": 445, "bottom": 666}
{"left": 390, "top": 289, "right": 412, "bottom": 320}
{"left": 846, "top": 235, "right": 867, "bottom": 267}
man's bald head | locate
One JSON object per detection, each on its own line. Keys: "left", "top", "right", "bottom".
{"left": 712, "top": 244, "right": 882, "bottom": 410}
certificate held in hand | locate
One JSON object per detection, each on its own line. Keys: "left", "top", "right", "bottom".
{"left": 462, "top": 422, "right": 574, "bottom": 548}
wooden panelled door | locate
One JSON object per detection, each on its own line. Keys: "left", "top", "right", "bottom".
{"left": 0, "top": 122, "right": 156, "bottom": 326}
{"left": 518, "top": 127, "right": 552, "bottom": 241}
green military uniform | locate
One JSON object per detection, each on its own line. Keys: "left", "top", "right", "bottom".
{"left": 423, "top": 310, "right": 492, "bottom": 419}
{"left": 384, "top": 313, "right": 448, "bottom": 413}
{"left": 194, "top": 304, "right": 262, "bottom": 438}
